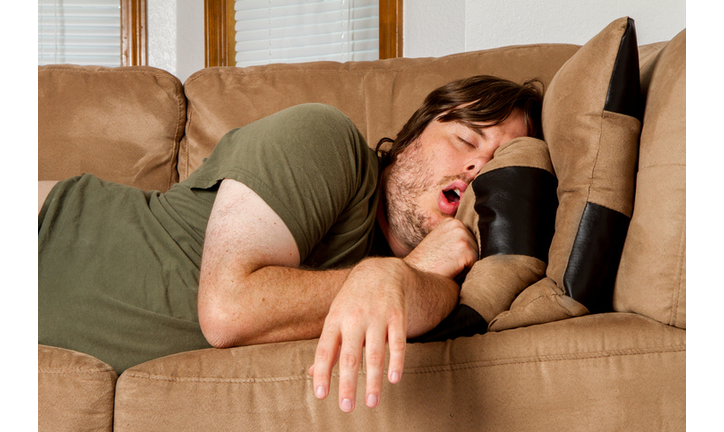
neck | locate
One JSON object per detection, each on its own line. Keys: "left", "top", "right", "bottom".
{"left": 376, "top": 171, "right": 411, "bottom": 258}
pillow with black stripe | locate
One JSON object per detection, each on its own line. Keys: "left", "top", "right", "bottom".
{"left": 410, "top": 136, "right": 560, "bottom": 342}
{"left": 541, "top": 17, "right": 643, "bottom": 314}
{"left": 413, "top": 17, "right": 644, "bottom": 340}
{"left": 470, "top": 17, "right": 643, "bottom": 332}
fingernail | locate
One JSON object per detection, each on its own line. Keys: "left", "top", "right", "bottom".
{"left": 341, "top": 398, "right": 353, "bottom": 412}
{"left": 315, "top": 386, "right": 326, "bottom": 399}
{"left": 390, "top": 371, "right": 400, "bottom": 383}
{"left": 366, "top": 393, "right": 378, "bottom": 408}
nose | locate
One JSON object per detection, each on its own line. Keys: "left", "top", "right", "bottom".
{"left": 465, "top": 157, "right": 486, "bottom": 177}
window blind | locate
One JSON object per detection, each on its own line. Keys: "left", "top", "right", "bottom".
{"left": 38, "top": 0, "right": 121, "bottom": 67}
{"left": 234, "top": 0, "right": 378, "bottom": 67}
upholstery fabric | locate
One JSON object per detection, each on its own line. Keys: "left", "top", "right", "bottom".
{"left": 541, "top": 17, "right": 643, "bottom": 313}
{"left": 178, "top": 44, "right": 580, "bottom": 180}
{"left": 114, "top": 314, "right": 684, "bottom": 432}
{"left": 457, "top": 138, "right": 557, "bottom": 324}
{"left": 38, "top": 65, "right": 186, "bottom": 192}
{"left": 38, "top": 345, "right": 117, "bottom": 432}
{"left": 614, "top": 29, "right": 687, "bottom": 329}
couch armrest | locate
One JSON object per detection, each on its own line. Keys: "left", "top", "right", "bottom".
{"left": 38, "top": 345, "right": 117, "bottom": 432}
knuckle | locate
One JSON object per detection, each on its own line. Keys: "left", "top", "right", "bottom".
{"left": 365, "top": 350, "right": 385, "bottom": 367}
{"left": 341, "top": 352, "right": 360, "bottom": 369}
{"left": 388, "top": 336, "right": 407, "bottom": 353}
{"left": 315, "top": 347, "right": 333, "bottom": 363}
{"left": 387, "top": 308, "right": 404, "bottom": 322}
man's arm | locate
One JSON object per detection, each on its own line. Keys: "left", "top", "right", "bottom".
{"left": 311, "top": 218, "right": 478, "bottom": 412}
{"left": 197, "top": 178, "right": 350, "bottom": 347}
{"left": 199, "top": 178, "right": 477, "bottom": 412}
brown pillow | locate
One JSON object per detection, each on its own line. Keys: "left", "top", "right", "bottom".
{"left": 541, "top": 17, "right": 643, "bottom": 314}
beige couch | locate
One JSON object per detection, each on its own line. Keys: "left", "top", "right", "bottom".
{"left": 38, "top": 21, "right": 685, "bottom": 431}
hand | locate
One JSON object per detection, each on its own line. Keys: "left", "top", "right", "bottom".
{"left": 310, "top": 258, "right": 412, "bottom": 413}
{"left": 310, "top": 256, "right": 460, "bottom": 413}
{"left": 403, "top": 218, "right": 478, "bottom": 278}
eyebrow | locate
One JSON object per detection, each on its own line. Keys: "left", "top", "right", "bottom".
{"left": 467, "top": 124, "right": 487, "bottom": 139}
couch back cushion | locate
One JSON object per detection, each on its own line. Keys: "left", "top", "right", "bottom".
{"left": 38, "top": 65, "right": 186, "bottom": 192}
{"left": 179, "top": 44, "right": 580, "bottom": 180}
{"left": 614, "top": 30, "right": 686, "bottom": 329}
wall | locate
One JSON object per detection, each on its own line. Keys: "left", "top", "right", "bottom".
{"left": 146, "top": 0, "right": 686, "bottom": 81}
{"left": 147, "top": 0, "right": 205, "bottom": 83}
{"left": 404, "top": 0, "right": 686, "bottom": 58}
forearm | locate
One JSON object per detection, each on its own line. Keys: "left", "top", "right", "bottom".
{"left": 341, "top": 257, "right": 460, "bottom": 338}
{"left": 199, "top": 265, "right": 351, "bottom": 348}
{"left": 402, "top": 264, "right": 461, "bottom": 338}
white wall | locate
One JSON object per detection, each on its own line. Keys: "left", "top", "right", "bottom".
{"left": 146, "top": 0, "right": 686, "bottom": 81}
{"left": 147, "top": 0, "right": 205, "bottom": 83}
{"left": 404, "top": 0, "right": 686, "bottom": 58}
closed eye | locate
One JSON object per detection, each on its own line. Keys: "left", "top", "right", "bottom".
{"left": 457, "top": 136, "right": 476, "bottom": 149}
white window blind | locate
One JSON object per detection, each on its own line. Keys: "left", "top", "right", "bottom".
{"left": 38, "top": 0, "right": 121, "bottom": 67}
{"left": 234, "top": 0, "right": 378, "bottom": 67}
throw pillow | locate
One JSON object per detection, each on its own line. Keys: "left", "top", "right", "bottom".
{"left": 541, "top": 16, "right": 643, "bottom": 314}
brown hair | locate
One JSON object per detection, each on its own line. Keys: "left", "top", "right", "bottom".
{"left": 376, "top": 75, "right": 544, "bottom": 169}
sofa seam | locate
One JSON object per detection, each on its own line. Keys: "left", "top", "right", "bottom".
{"left": 181, "top": 101, "right": 194, "bottom": 181}
{"left": 120, "top": 344, "right": 685, "bottom": 384}
{"left": 671, "top": 219, "right": 686, "bottom": 326}
{"left": 39, "top": 367, "right": 116, "bottom": 375}
{"left": 168, "top": 82, "right": 185, "bottom": 191}
{"left": 637, "top": 162, "right": 686, "bottom": 170}
{"left": 402, "top": 344, "right": 685, "bottom": 376}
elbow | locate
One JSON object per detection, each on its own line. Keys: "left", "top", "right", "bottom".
{"left": 198, "top": 295, "right": 257, "bottom": 349}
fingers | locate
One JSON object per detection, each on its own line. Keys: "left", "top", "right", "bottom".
{"left": 312, "top": 318, "right": 407, "bottom": 413}
{"left": 363, "top": 325, "right": 387, "bottom": 409}
{"left": 386, "top": 316, "right": 406, "bottom": 385}
{"left": 405, "top": 218, "right": 479, "bottom": 277}
{"left": 337, "top": 327, "right": 364, "bottom": 413}
{"left": 312, "top": 325, "right": 340, "bottom": 402}
{"left": 311, "top": 258, "right": 412, "bottom": 413}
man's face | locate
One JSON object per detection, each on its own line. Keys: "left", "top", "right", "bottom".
{"left": 382, "top": 108, "right": 529, "bottom": 254}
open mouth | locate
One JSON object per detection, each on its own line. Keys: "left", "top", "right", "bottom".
{"left": 438, "top": 181, "right": 468, "bottom": 216}
{"left": 443, "top": 188, "right": 462, "bottom": 204}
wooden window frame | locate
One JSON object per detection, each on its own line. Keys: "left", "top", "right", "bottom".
{"left": 204, "top": 0, "right": 402, "bottom": 67}
{"left": 378, "top": 0, "right": 403, "bottom": 59}
{"left": 121, "top": 0, "right": 148, "bottom": 66}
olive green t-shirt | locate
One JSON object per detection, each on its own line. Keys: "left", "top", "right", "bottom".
{"left": 38, "top": 104, "right": 382, "bottom": 373}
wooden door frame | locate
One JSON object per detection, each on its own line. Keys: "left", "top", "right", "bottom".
{"left": 204, "top": 0, "right": 402, "bottom": 67}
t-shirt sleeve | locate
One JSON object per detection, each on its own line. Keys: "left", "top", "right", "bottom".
{"left": 181, "top": 103, "right": 379, "bottom": 264}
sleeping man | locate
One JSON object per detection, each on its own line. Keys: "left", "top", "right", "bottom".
{"left": 38, "top": 75, "right": 542, "bottom": 413}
